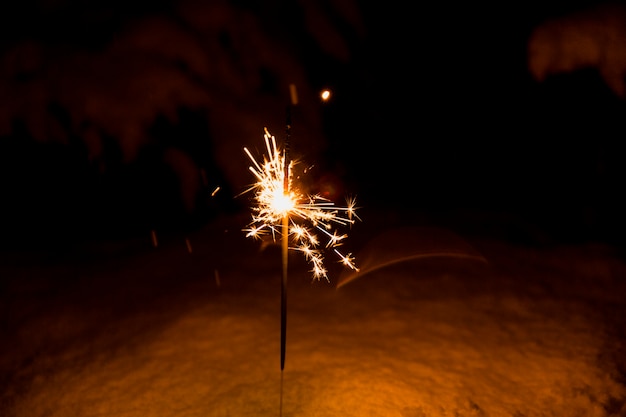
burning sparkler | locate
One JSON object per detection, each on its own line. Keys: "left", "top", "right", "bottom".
{"left": 241, "top": 87, "right": 359, "bottom": 416}
{"left": 242, "top": 128, "right": 360, "bottom": 281}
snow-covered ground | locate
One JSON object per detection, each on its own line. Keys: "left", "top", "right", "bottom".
{"left": 1, "top": 209, "right": 625, "bottom": 416}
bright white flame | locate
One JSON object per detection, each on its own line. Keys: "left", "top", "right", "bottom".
{"left": 271, "top": 190, "right": 295, "bottom": 215}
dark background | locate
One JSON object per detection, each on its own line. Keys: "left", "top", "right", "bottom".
{"left": 1, "top": 0, "right": 625, "bottom": 248}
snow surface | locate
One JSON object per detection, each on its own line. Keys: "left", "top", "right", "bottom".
{"left": 1, "top": 210, "right": 625, "bottom": 416}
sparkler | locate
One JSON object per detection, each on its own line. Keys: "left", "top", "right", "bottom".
{"left": 241, "top": 87, "right": 359, "bottom": 415}
{"left": 243, "top": 126, "right": 359, "bottom": 413}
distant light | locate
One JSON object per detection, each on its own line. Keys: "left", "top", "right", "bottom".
{"left": 320, "top": 89, "right": 331, "bottom": 102}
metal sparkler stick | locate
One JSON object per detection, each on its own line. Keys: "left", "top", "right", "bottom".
{"left": 280, "top": 84, "right": 297, "bottom": 416}
{"left": 281, "top": 83, "right": 298, "bottom": 372}
{"left": 280, "top": 102, "right": 291, "bottom": 373}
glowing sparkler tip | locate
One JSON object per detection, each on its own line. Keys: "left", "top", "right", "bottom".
{"left": 271, "top": 190, "right": 295, "bottom": 215}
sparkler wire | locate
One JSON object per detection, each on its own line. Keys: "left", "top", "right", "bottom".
{"left": 281, "top": 103, "right": 291, "bottom": 372}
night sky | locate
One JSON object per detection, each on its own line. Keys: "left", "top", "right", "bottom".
{"left": 1, "top": 0, "right": 625, "bottom": 247}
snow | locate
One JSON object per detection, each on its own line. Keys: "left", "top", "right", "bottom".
{"left": 1, "top": 210, "right": 625, "bottom": 416}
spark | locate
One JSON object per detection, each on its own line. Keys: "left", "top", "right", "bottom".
{"left": 334, "top": 249, "right": 359, "bottom": 271}
{"left": 242, "top": 128, "right": 359, "bottom": 281}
